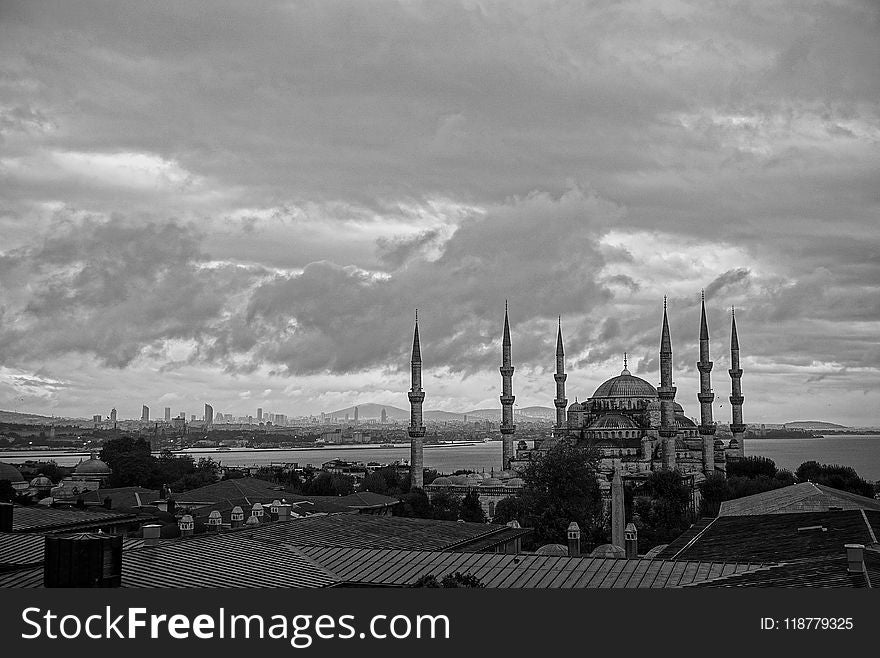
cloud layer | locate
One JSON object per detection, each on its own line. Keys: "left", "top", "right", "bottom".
{"left": 0, "top": 1, "right": 878, "bottom": 424}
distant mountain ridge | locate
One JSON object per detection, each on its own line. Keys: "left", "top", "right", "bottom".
{"left": 323, "top": 403, "right": 555, "bottom": 422}
{"left": 784, "top": 421, "right": 849, "bottom": 430}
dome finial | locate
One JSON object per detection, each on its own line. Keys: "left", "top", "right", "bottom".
{"left": 701, "top": 288, "right": 705, "bottom": 303}
{"left": 663, "top": 294, "right": 667, "bottom": 310}
{"left": 624, "top": 352, "right": 627, "bottom": 369}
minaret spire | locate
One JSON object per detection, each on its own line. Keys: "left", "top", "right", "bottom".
{"left": 408, "top": 309, "right": 426, "bottom": 488}
{"left": 500, "top": 302, "right": 516, "bottom": 469}
{"left": 728, "top": 307, "right": 745, "bottom": 457}
{"left": 658, "top": 297, "right": 677, "bottom": 469}
{"left": 697, "top": 292, "right": 717, "bottom": 476}
{"left": 553, "top": 316, "right": 568, "bottom": 435}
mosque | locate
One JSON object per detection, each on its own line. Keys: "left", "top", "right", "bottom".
{"left": 407, "top": 293, "right": 747, "bottom": 499}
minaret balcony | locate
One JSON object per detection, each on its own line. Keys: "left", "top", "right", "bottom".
{"left": 698, "top": 423, "right": 717, "bottom": 436}
{"left": 697, "top": 361, "right": 713, "bottom": 373}
{"left": 697, "top": 392, "right": 715, "bottom": 404}
{"left": 728, "top": 368, "right": 743, "bottom": 378}
{"left": 730, "top": 423, "right": 746, "bottom": 434}
{"left": 408, "top": 426, "right": 426, "bottom": 437}
{"left": 554, "top": 373, "right": 567, "bottom": 383}
{"left": 657, "top": 386, "right": 676, "bottom": 400}
{"left": 729, "top": 395, "right": 744, "bottom": 405}
{"left": 408, "top": 391, "right": 425, "bottom": 403}
{"left": 554, "top": 399, "right": 568, "bottom": 409}
{"left": 500, "top": 394, "right": 515, "bottom": 405}
{"left": 500, "top": 366, "right": 515, "bottom": 377}
{"left": 500, "top": 425, "right": 517, "bottom": 435}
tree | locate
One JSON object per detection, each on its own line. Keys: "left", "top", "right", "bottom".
{"left": 360, "top": 471, "right": 389, "bottom": 495}
{"left": 0, "top": 479, "right": 15, "bottom": 503}
{"left": 795, "top": 461, "right": 874, "bottom": 497}
{"left": 459, "top": 490, "right": 487, "bottom": 523}
{"left": 396, "top": 488, "right": 432, "bottom": 519}
{"left": 108, "top": 451, "right": 160, "bottom": 488}
{"left": 727, "top": 456, "right": 778, "bottom": 479}
{"left": 632, "top": 470, "right": 693, "bottom": 552}
{"left": 517, "top": 443, "right": 603, "bottom": 546}
{"left": 490, "top": 496, "right": 525, "bottom": 525}
{"left": 100, "top": 436, "right": 151, "bottom": 470}
{"left": 430, "top": 491, "right": 461, "bottom": 521}
{"left": 412, "top": 572, "right": 485, "bottom": 588}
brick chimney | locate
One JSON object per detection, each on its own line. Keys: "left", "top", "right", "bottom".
{"left": 44, "top": 533, "right": 123, "bottom": 588}
{"left": 567, "top": 521, "right": 581, "bottom": 557}
{"left": 0, "top": 502, "right": 12, "bottom": 532}
{"left": 178, "top": 514, "right": 194, "bottom": 537}
{"left": 142, "top": 523, "right": 162, "bottom": 546}
{"left": 624, "top": 522, "right": 638, "bottom": 559}
{"left": 230, "top": 506, "right": 245, "bottom": 528}
{"left": 207, "top": 510, "right": 222, "bottom": 531}
{"left": 277, "top": 503, "right": 292, "bottom": 522}
{"left": 845, "top": 544, "right": 866, "bottom": 575}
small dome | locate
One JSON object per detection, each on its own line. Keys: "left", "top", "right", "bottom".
{"left": 245, "top": 514, "right": 260, "bottom": 526}
{"left": 252, "top": 502, "right": 264, "bottom": 511}
{"left": 592, "top": 373, "right": 657, "bottom": 399}
{"left": 675, "top": 414, "right": 697, "bottom": 428}
{"left": 431, "top": 476, "right": 453, "bottom": 486}
{"left": 30, "top": 475, "right": 53, "bottom": 487}
{"left": 75, "top": 454, "right": 111, "bottom": 475}
{"left": 481, "top": 477, "right": 503, "bottom": 487}
{"left": 506, "top": 478, "right": 524, "bottom": 487}
{"left": 588, "top": 414, "right": 638, "bottom": 430}
{"left": 534, "top": 544, "right": 569, "bottom": 556}
{"left": 208, "top": 510, "right": 222, "bottom": 519}
{"left": 449, "top": 475, "right": 470, "bottom": 485}
{"left": 589, "top": 544, "right": 626, "bottom": 559}
{"left": 0, "top": 462, "right": 25, "bottom": 483}
{"left": 179, "top": 514, "right": 194, "bottom": 523}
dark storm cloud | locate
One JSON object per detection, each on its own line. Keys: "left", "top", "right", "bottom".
{"left": 0, "top": 217, "right": 256, "bottom": 367}
{"left": 211, "top": 188, "right": 620, "bottom": 375}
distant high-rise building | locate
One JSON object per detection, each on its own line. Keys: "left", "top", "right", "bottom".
{"left": 92, "top": 414, "right": 102, "bottom": 424}
{"left": 345, "top": 412, "right": 349, "bottom": 422}
{"left": 110, "top": 408, "right": 117, "bottom": 423}
{"left": 205, "top": 403, "right": 214, "bottom": 428}
{"left": 354, "top": 406, "right": 359, "bottom": 425}
{"left": 142, "top": 405, "right": 150, "bottom": 422}
{"left": 257, "top": 407, "right": 263, "bottom": 422}
{"left": 191, "top": 414, "right": 196, "bottom": 422}
{"left": 164, "top": 407, "right": 171, "bottom": 422}
{"left": 380, "top": 408, "right": 387, "bottom": 424}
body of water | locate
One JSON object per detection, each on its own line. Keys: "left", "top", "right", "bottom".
{"left": 2, "top": 435, "right": 879, "bottom": 480}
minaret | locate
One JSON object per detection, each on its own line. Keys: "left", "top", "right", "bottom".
{"left": 728, "top": 307, "right": 745, "bottom": 457}
{"left": 500, "top": 301, "right": 516, "bottom": 469}
{"left": 697, "top": 291, "right": 716, "bottom": 475}
{"left": 553, "top": 316, "right": 568, "bottom": 436}
{"left": 658, "top": 296, "right": 677, "bottom": 470}
{"left": 408, "top": 310, "right": 426, "bottom": 488}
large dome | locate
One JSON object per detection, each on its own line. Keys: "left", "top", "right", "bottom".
{"left": 591, "top": 369, "right": 657, "bottom": 399}
{"left": 0, "top": 462, "right": 24, "bottom": 483}
{"left": 74, "top": 454, "right": 111, "bottom": 476}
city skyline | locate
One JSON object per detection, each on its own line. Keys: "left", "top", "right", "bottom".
{"left": 1, "top": 1, "right": 878, "bottom": 425}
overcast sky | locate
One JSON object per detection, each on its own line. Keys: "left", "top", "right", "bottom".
{"left": 1, "top": 0, "right": 878, "bottom": 425}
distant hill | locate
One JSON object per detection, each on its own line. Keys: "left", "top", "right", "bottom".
{"left": 0, "top": 410, "right": 69, "bottom": 425}
{"left": 784, "top": 421, "right": 848, "bottom": 430}
{"left": 324, "top": 404, "right": 409, "bottom": 421}
{"left": 323, "top": 404, "right": 555, "bottom": 422}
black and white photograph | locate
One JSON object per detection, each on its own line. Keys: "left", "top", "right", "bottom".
{"left": 0, "top": 1, "right": 877, "bottom": 648}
